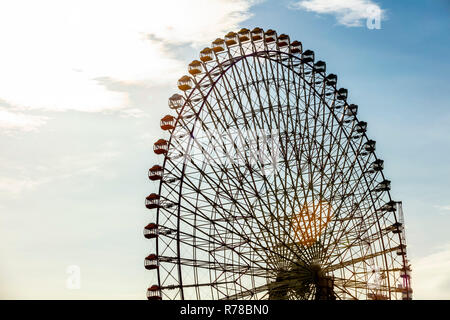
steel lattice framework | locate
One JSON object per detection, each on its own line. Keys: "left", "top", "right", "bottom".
{"left": 144, "top": 28, "right": 412, "bottom": 300}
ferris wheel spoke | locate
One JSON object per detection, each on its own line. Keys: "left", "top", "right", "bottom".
{"left": 248, "top": 54, "right": 317, "bottom": 262}
{"left": 332, "top": 283, "right": 359, "bottom": 300}
{"left": 252, "top": 55, "right": 320, "bottom": 263}
{"left": 316, "top": 131, "right": 393, "bottom": 286}
{"left": 173, "top": 148, "right": 306, "bottom": 274}
{"left": 160, "top": 159, "right": 273, "bottom": 277}
{"left": 311, "top": 123, "right": 372, "bottom": 261}
{"left": 333, "top": 276, "right": 398, "bottom": 293}
{"left": 220, "top": 282, "right": 270, "bottom": 300}
{"left": 158, "top": 256, "right": 272, "bottom": 276}
{"left": 323, "top": 214, "right": 396, "bottom": 277}
{"left": 322, "top": 172, "right": 392, "bottom": 260}
{"left": 200, "top": 67, "right": 286, "bottom": 262}
{"left": 250, "top": 56, "right": 320, "bottom": 259}
{"left": 221, "top": 57, "right": 315, "bottom": 265}
{"left": 325, "top": 243, "right": 401, "bottom": 273}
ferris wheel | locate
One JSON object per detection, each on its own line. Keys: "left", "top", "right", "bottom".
{"left": 144, "top": 28, "right": 412, "bottom": 300}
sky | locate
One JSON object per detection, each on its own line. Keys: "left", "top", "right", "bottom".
{"left": 0, "top": 0, "right": 449, "bottom": 299}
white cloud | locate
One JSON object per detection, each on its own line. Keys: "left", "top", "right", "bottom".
{"left": 0, "top": 0, "right": 256, "bottom": 115}
{"left": 434, "top": 205, "right": 450, "bottom": 216}
{"left": 434, "top": 205, "right": 450, "bottom": 211}
{"left": 0, "top": 151, "right": 119, "bottom": 195}
{"left": 290, "top": 0, "right": 384, "bottom": 27}
{"left": 119, "top": 108, "right": 148, "bottom": 119}
{"left": 0, "top": 107, "right": 49, "bottom": 133}
{"left": 0, "top": 177, "right": 43, "bottom": 194}
{"left": 411, "top": 244, "right": 450, "bottom": 299}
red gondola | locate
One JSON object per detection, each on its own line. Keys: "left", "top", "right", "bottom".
{"left": 145, "top": 254, "right": 158, "bottom": 270}
{"left": 212, "top": 38, "right": 225, "bottom": 53}
{"left": 224, "top": 32, "right": 238, "bottom": 46}
{"left": 177, "top": 75, "right": 193, "bottom": 91}
{"left": 264, "top": 29, "right": 276, "bottom": 43}
{"left": 148, "top": 165, "right": 163, "bottom": 181}
{"left": 153, "top": 139, "right": 168, "bottom": 155}
{"left": 168, "top": 93, "right": 183, "bottom": 110}
{"left": 188, "top": 60, "right": 202, "bottom": 75}
{"left": 145, "top": 193, "right": 160, "bottom": 209}
{"left": 146, "top": 285, "right": 162, "bottom": 300}
{"left": 290, "top": 40, "right": 302, "bottom": 54}
{"left": 144, "top": 223, "right": 158, "bottom": 239}
{"left": 160, "top": 115, "right": 175, "bottom": 131}
{"left": 238, "top": 28, "right": 250, "bottom": 42}
{"left": 200, "top": 48, "right": 213, "bottom": 62}
{"left": 277, "top": 34, "right": 289, "bottom": 48}
{"left": 251, "top": 27, "right": 263, "bottom": 41}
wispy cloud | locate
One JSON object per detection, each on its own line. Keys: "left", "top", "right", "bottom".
{"left": 289, "top": 0, "right": 384, "bottom": 27}
{"left": 119, "top": 108, "right": 148, "bottom": 119}
{"left": 0, "top": 151, "right": 119, "bottom": 195}
{"left": 0, "top": 107, "right": 49, "bottom": 133}
{"left": 434, "top": 205, "right": 450, "bottom": 215}
{"left": 412, "top": 243, "right": 450, "bottom": 299}
{"left": 0, "top": 177, "right": 43, "bottom": 194}
{"left": 0, "top": 0, "right": 256, "bottom": 117}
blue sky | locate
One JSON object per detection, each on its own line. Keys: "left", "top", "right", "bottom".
{"left": 0, "top": 0, "right": 449, "bottom": 299}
